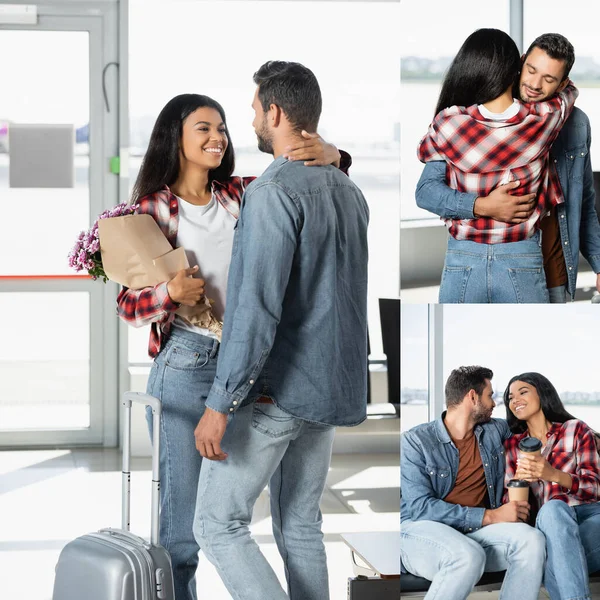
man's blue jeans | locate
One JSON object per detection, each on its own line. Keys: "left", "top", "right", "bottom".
{"left": 536, "top": 499, "right": 600, "bottom": 600}
{"left": 548, "top": 285, "right": 568, "bottom": 304}
{"left": 146, "top": 328, "right": 220, "bottom": 600}
{"left": 439, "top": 231, "right": 549, "bottom": 303}
{"left": 193, "top": 401, "right": 335, "bottom": 600}
{"left": 400, "top": 519, "right": 546, "bottom": 600}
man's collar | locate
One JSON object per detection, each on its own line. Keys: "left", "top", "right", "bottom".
{"left": 434, "top": 413, "right": 452, "bottom": 443}
{"left": 435, "top": 411, "right": 483, "bottom": 443}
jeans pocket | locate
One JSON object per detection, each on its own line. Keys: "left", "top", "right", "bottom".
{"left": 164, "top": 344, "right": 210, "bottom": 371}
{"left": 508, "top": 267, "right": 549, "bottom": 303}
{"left": 146, "top": 362, "right": 159, "bottom": 396}
{"left": 251, "top": 403, "right": 302, "bottom": 438}
{"left": 439, "top": 266, "right": 471, "bottom": 303}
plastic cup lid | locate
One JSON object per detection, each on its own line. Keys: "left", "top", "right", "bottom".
{"left": 518, "top": 437, "right": 543, "bottom": 452}
{"left": 507, "top": 478, "right": 530, "bottom": 488}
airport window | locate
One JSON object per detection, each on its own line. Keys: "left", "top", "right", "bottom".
{"left": 0, "top": 30, "right": 90, "bottom": 275}
{"left": 400, "top": 304, "right": 429, "bottom": 432}
{"left": 400, "top": 0, "right": 510, "bottom": 222}
{"left": 523, "top": 0, "right": 600, "bottom": 172}
{"left": 128, "top": 0, "right": 400, "bottom": 363}
{"left": 442, "top": 305, "right": 600, "bottom": 429}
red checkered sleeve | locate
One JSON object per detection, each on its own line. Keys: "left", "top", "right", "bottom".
{"left": 528, "top": 80, "right": 578, "bottom": 123}
{"left": 116, "top": 282, "right": 179, "bottom": 328}
{"left": 557, "top": 420, "right": 600, "bottom": 502}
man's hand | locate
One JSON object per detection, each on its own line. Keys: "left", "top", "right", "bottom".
{"left": 194, "top": 408, "right": 227, "bottom": 460}
{"left": 194, "top": 407, "right": 229, "bottom": 461}
{"left": 167, "top": 266, "right": 205, "bottom": 306}
{"left": 473, "top": 181, "right": 536, "bottom": 223}
{"left": 482, "top": 501, "right": 530, "bottom": 526}
{"left": 283, "top": 131, "right": 341, "bottom": 167}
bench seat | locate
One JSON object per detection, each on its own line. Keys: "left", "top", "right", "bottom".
{"left": 400, "top": 570, "right": 600, "bottom": 596}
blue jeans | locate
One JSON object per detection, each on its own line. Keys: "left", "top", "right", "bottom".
{"left": 548, "top": 285, "right": 568, "bottom": 304}
{"left": 401, "top": 520, "right": 546, "bottom": 600}
{"left": 146, "top": 328, "right": 220, "bottom": 600}
{"left": 536, "top": 500, "right": 600, "bottom": 600}
{"left": 193, "top": 402, "right": 336, "bottom": 600}
{"left": 439, "top": 231, "right": 550, "bottom": 303}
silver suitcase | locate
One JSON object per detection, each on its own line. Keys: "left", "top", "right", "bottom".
{"left": 52, "top": 392, "right": 175, "bottom": 600}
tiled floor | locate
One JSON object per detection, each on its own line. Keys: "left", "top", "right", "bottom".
{"left": 0, "top": 449, "right": 400, "bottom": 600}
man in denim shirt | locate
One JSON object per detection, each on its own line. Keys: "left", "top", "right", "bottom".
{"left": 192, "top": 61, "right": 369, "bottom": 600}
{"left": 417, "top": 33, "right": 600, "bottom": 303}
{"left": 401, "top": 366, "right": 546, "bottom": 600}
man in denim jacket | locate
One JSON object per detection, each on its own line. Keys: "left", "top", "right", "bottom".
{"left": 417, "top": 33, "right": 600, "bottom": 303}
{"left": 401, "top": 366, "right": 546, "bottom": 600}
{"left": 192, "top": 61, "right": 369, "bottom": 600}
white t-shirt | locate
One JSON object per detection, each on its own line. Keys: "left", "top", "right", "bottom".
{"left": 172, "top": 194, "right": 236, "bottom": 339}
{"left": 478, "top": 99, "right": 520, "bottom": 121}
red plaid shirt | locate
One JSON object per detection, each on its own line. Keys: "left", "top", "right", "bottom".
{"left": 503, "top": 419, "right": 600, "bottom": 507}
{"left": 418, "top": 83, "right": 578, "bottom": 244}
{"left": 116, "top": 177, "right": 253, "bottom": 358}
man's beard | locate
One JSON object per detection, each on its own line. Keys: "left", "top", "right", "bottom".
{"left": 256, "top": 119, "right": 274, "bottom": 155}
{"left": 473, "top": 400, "right": 493, "bottom": 424}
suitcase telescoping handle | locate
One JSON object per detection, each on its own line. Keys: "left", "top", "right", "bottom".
{"left": 122, "top": 392, "right": 161, "bottom": 546}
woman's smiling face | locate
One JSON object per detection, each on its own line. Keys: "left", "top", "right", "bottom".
{"left": 508, "top": 380, "right": 542, "bottom": 421}
{"left": 179, "top": 106, "right": 228, "bottom": 170}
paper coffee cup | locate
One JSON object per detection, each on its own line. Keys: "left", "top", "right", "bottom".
{"left": 507, "top": 478, "right": 530, "bottom": 502}
{"left": 518, "top": 437, "right": 542, "bottom": 456}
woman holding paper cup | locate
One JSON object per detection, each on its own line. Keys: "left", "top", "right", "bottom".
{"left": 503, "top": 372, "right": 600, "bottom": 600}
{"left": 116, "top": 93, "right": 347, "bottom": 600}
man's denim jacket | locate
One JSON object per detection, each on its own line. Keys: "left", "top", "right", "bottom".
{"left": 401, "top": 414, "right": 511, "bottom": 533}
{"left": 204, "top": 156, "right": 370, "bottom": 427}
{"left": 416, "top": 107, "right": 600, "bottom": 299}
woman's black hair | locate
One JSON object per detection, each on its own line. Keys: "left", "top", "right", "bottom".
{"left": 503, "top": 372, "right": 578, "bottom": 434}
{"left": 435, "top": 28, "right": 521, "bottom": 115}
{"left": 131, "top": 94, "right": 235, "bottom": 204}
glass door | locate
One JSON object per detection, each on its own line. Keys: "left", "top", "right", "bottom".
{"left": 0, "top": 6, "right": 121, "bottom": 446}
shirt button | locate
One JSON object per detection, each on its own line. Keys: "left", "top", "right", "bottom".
{"left": 233, "top": 401, "right": 238, "bottom": 406}
{"left": 430, "top": 471, "right": 434, "bottom": 475}
{"left": 554, "top": 159, "right": 557, "bottom": 163}
{"left": 489, "top": 484, "right": 492, "bottom": 488}
{"left": 468, "top": 528, "right": 472, "bottom": 531}
{"left": 569, "top": 266, "right": 573, "bottom": 270}
{"left": 570, "top": 155, "right": 574, "bottom": 159}
{"left": 581, "top": 152, "right": 585, "bottom": 156}
{"left": 561, "top": 214, "right": 565, "bottom": 218}
{"left": 564, "top": 241, "right": 568, "bottom": 245}
{"left": 485, "top": 463, "right": 488, "bottom": 466}
{"left": 249, "top": 379, "right": 255, "bottom": 385}
{"left": 229, "top": 408, "right": 234, "bottom": 412}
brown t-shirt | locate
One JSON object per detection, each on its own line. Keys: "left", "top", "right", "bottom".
{"left": 444, "top": 432, "right": 488, "bottom": 508}
{"left": 540, "top": 206, "right": 568, "bottom": 289}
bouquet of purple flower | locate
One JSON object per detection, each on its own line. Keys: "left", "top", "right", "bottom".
{"left": 68, "top": 203, "right": 139, "bottom": 281}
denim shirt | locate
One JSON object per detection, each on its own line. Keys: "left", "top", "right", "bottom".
{"left": 415, "top": 107, "right": 600, "bottom": 299}
{"left": 401, "top": 415, "right": 511, "bottom": 533}
{"left": 204, "top": 156, "right": 370, "bottom": 427}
